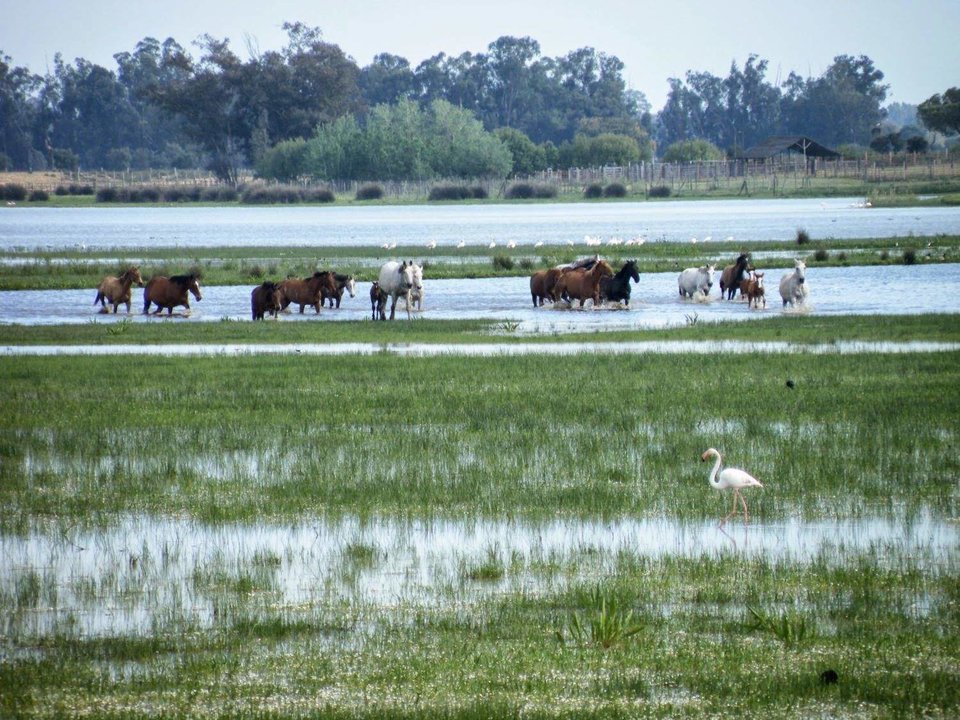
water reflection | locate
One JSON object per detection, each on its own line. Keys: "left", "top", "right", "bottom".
{"left": 1, "top": 513, "right": 953, "bottom": 638}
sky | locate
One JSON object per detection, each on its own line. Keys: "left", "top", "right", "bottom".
{"left": 2, "top": 0, "right": 958, "bottom": 111}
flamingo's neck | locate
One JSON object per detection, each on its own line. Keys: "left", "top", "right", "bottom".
{"left": 707, "top": 453, "right": 723, "bottom": 489}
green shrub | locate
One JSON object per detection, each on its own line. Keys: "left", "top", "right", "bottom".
{"left": 96, "top": 187, "right": 119, "bottom": 202}
{"left": 1, "top": 184, "right": 27, "bottom": 201}
{"left": 903, "top": 249, "right": 917, "bottom": 265}
{"left": 468, "top": 185, "right": 488, "bottom": 199}
{"left": 429, "top": 184, "right": 470, "bottom": 201}
{"left": 603, "top": 182, "right": 627, "bottom": 198}
{"left": 506, "top": 182, "right": 535, "bottom": 199}
{"left": 796, "top": 228, "right": 811, "bottom": 244}
{"left": 28, "top": 189, "right": 49, "bottom": 202}
{"left": 492, "top": 254, "right": 515, "bottom": 270}
{"left": 355, "top": 183, "right": 384, "bottom": 201}
{"left": 648, "top": 185, "right": 671, "bottom": 198}
{"left": 54, "top": 185, "right": 70, "bottom": 196}
{"left": 584, "top": 182, "right": 603, "bottom": 199}
{"left": 814, "top": 248, "right": 829, "bottom": 262}
{"left": 304, "top": 187, "right": 336, "bottom": 203}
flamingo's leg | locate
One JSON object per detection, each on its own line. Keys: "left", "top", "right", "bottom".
{"left": 739, "top": 491, "right": 751, "bottom": 525}
{"left": 720, "top": 491, "right": 739, "bottom": 527}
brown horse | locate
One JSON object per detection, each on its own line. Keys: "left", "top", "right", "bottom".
{"left": 321, "top": 273, "right": 357, "bottom": 308}
{"left": 719, "top": 253, "right": 752, "bottom": 300}
{"left": 251, "top": 281, "right": 283, "bottom": 320}
{"left": 278, "top": 271, "right": 337, "bottom": 314}
{"left": 555, "top": 260, "right": 613, "bottom": 307}
{"left": 94, "top": 266, "right": 144, "bottom": 313}
{"left": 529, "top": 268, "right": 564, "bottom": 307}
{"left": 143, "top": 274, "right": 202, "bottom": 315}
{"left": 370, "top": 281, "right": 387, "bottom": 320}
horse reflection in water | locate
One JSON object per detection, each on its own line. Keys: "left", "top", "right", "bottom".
{"left": 143, "top": 274, "right": 202, "bottom": 315}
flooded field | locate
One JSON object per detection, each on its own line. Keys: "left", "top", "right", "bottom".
{"left": 3, "top": 263, "right": 958, "bottom": 330}
{"left": 3, "top": 513, "right": 954, "bottom": 639}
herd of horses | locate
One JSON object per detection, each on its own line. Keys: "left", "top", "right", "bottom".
{"left": 93, "top": 261, "right": 424, "bottom": 321}
{"left": 531, "top": 253, "right": 808, "bottom": 310}
{"left": 93, "top": 252, "right": 808, "bottom": 322}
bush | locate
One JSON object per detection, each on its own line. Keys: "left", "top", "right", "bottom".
{"left": 28, "top": 190, "right": 49, "bottom": 202}
{"left": 216, "top": 187, "right": 239, "bottom": 202}
{"left": 584, "top": 183, "right": 603, "bottom": 199}
{"left": 796, "top": 228, "right": 811, "bottom": 245}
{"left": 814, "top": 249, "right": 829, "bottom": 262}
{"left": 55, "top": 185, "right": 70, "bottom": 196}
{"left": 903, "top": 249, "right": 917, "bottom": 265}
{"left": 648, "top": 185, "right": 671, "bottom": 198}
{"left": 355, "top": 183, "right": 385, "bottom": 201}
{"left": 139, "top": 186, "right": 161, "bottom": 203}
{"left": 0, "top": 184, "right": 27, "bottom": 201}
{"left": 69, "top": 184, "right": 94, "bottom": 195}
{"left": 96, "top": 187, "right": 119, "bottom": 202}
{"left": 506, "top": 182, "right": 557, "bottom": 199}
{"left": 303, "top": 187, "right": 336, "bottom": 203}
{"left": 468, "top": 185, "right": 488, "bottom": 199}
{"left": 429, "top": 184, "right": 469, "bottom": 201}
{"left": 603, "top": 182, "right": 627, "bottom": 198}
{"left": 492, "top": 254, "right": 515, "bottom": 270}
{"left": 240, "top": 185, "right": 306, "bottom": 204}
{"left": 163, "top": 187, "right": 186, "bottom": 202}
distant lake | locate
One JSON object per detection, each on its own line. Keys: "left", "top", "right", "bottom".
{"left": 2, "top": 197, "right": 960, "bottom": 251}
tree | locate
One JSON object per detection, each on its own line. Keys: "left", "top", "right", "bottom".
{"left": 0, "top": 52, "right": 42, "bottom": 169}
{"left": 918, "top": 88, "right": 960, "bottom": 135}
{"left": 662, "top": 139, "right": 724, "bottom": 162}
{"left": 359, "top": 53, "right": 416, "bottom": 106}
{"left": 495, "top": 127, "right": 546, "bottom": 176}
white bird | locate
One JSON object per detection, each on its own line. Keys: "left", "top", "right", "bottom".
{"left": 507, "top": 240, "right": 517, "bottom": 249}
{"left": 567, "top": 239, "right": 575, "bottom": 247}
{"left": 457, "top": 240, "right": 466, "bottom": 249}
{"left": 534, "top": 241, "right": 544, "bottom": 248}
{"left": 489, "top": 241, "right": 497, "bottom": 249}
{"left": 701, "top": 448, "right": 763, "bottom": 527}
{"left": 425, "top": 240, "right": 437, "bottom": 249}
{"left": 388, "top": 242, "right": 397, "bottom": 249}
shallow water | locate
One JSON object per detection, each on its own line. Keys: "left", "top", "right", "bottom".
{"left": 3, "top": 198, "right": 960, "bottom": 251}
{"left": 3, "top": 263, "right": 958, "bottom": 331}
{"left": 2, "top": 513, "right": 953, "bottom": 638}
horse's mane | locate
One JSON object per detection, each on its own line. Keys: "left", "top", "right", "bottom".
{"left": 614, "top": 260, "right": 637, "bottom": 278}
{"left": 170, "top": 274, "right": 196, "bottom": 286}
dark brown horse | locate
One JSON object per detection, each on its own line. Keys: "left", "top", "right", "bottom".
{"left": 529, "top": 268, "right": 564, "bottom": 307}
{"left": 719, "top": 253, "right": 752, "bottom": 300}
{"left": 143, "top": 274, "right": 202, "bottom": 315}
{"left": 555, "top": 260, "right": 614, "bottom": 307}
{"left": 320, "top": 273, "right": 357, "bottom": 308}
{"left": 278, "top": 272, "right": 337, "bottom": 314}
{"left": 94, "top": 266, "right": 144, "bottom": 313}
{"left": 370, "top": 281, "right": 387, "bottom": 320}
{"left": 251, "top": 281, "right": 283, "bottom": 320}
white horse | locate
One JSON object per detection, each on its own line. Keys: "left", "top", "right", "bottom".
{"left": 678, "top": 264, "right": 715, "bottom": 298}
{"left": 404, "top": 263, "right": 424, "bottom": 311}
{"left": 377, "top": 260, "right": 421, "bottom": 320}
{"left": 779, "top": 259, "right": 809, "bottom": 307}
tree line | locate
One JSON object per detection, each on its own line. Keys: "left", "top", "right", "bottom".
{"left": 1, "top": 22, "right": 956, "bottom": 184}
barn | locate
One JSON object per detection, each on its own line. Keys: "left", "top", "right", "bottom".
{"left": 741, "top": 136, "right": 840, "bottom": 161}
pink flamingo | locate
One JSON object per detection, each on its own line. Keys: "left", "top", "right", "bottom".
{"left": 701, "top": 448, "right": 763, "bottom": 527}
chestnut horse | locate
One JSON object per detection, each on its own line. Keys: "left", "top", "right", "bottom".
{"left": 94, "top": 266, "right": 144, "bottom": 313}
{"left": 529, "top": 268, "right": 564, "bottom": 307}
{"left": 143, "top": 274, "right": 202, "bottom": 315}
{"left": 555, "top": 260, "right": 614, "bottom": 308}
{"left": 278, "top": 272, "right": 337, "bottom": 314}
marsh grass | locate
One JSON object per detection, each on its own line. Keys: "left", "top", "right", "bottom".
{"left": 1, "top": 338, "right": 959, "bottom": 717}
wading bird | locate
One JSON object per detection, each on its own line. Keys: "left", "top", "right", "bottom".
{"left": 701, "top": 448, "right": 763, "bottom": 527}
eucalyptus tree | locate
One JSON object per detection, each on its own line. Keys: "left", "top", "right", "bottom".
{"left": 918, "top": 88, "right": 960, "bottom": 135}
{"left": 0, "top": 52, "right": 41, "bottom": 169}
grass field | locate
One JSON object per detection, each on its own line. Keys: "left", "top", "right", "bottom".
{"left": 1, "top": 318, "right": 958, "bottom": 717}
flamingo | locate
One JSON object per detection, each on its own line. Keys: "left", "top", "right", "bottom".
{"left": 701, "top": 448, "right": 763, "bottom": 527}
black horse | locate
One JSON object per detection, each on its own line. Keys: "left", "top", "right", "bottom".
{"left": 599, "top": 260, "right": 640, "bottom": 306}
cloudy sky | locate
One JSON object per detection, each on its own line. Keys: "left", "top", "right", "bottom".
{"left": 2, "top": 0, "right": 957, "bottom": 109}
